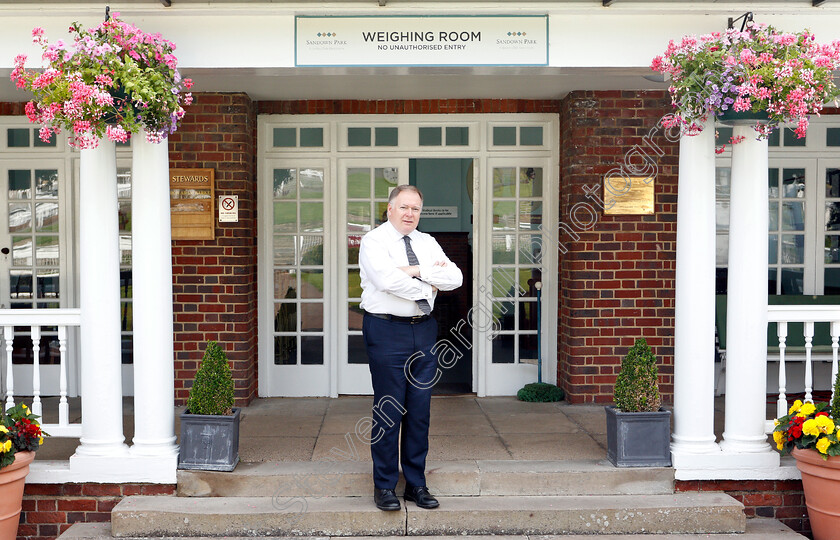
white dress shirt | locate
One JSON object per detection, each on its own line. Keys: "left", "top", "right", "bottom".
{"left": 359, "top": 221, "right": 463, "bottom": 317}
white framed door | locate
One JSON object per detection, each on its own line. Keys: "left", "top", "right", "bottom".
{"left": 260, "top": 159, "right": 332, "bottom": 396}
{"left": 817, "top": 159, "right": 840, "bottom": 294}
{"left": 0, "top": 158, "right": 70, "bottom": 396}
{"left": 337, "top": 158, "right": 408, "bottom": 395}
{"left": 479, "top": 157, "right": 556, "bottom": 395}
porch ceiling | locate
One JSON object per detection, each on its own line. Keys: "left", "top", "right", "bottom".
{"left": 0, "top": 66, "right": 665, "bottom": 102}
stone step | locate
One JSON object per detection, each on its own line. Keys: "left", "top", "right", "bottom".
{"left": 60, "top": 517, "right": 808, "bottom": 539}
{"left": 110, "top": 493, "right": 745, "bottom": 537}
{"left": 177, "top": 459, "right": 674, "bottom": 497}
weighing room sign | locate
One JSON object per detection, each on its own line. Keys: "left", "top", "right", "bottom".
{"left": 295, "top": 15, "right": 548, "bottom": 67}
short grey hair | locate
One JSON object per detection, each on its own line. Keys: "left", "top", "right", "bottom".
{"left": 388, "top": 184, "right": 423, "bottom": 203}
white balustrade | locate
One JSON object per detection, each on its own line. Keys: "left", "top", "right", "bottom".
{"left": 767, "top": 305, "right": 840, "bottom": 425}
{"left": 0, "top": 308, "right": 81, "bottom": 437}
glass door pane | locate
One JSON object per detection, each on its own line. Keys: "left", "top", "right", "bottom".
{"left": 264, "top": 159, "right": 331, "bottom": 397}
{"left": 338, "top": 159, "right": 405, "bottom": 395}
{"left": 483, "top": 157, "right": 552, "bottom": 396}
{"left": 768, "top": 159, "right": 816, "bottom": 295}
{"left": 490, "top": 165, "right": 542, "bottom": 363}
{"left": 272, "top": 167, "right": 326, "bottom": 366}
{"left": 0, "top": 160, "right": 67, "bottom": 394}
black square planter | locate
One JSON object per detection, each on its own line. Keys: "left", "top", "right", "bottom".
{"left": 178, "top": 407, "right": 241, "bottom": 471}
{"left": 605, "top": 406, "right": 672, "bottom": 467}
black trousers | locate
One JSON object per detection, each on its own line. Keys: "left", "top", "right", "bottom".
{"left": 363, "top": 313, "right": 438, "bottom": 489}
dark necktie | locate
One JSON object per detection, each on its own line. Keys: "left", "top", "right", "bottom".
{"left": 402, "top": 235, "right": 432, "bottom": 315}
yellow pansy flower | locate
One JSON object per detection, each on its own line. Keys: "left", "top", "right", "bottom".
{"left": 0, "top": 425, "right": 8, "bottom": 434}
{"left": 38, "top": 437, "right": 43, "bottom": 445}
{"left": 817, "top": 437, "right": 831, "bottom": 454}
{"left": 797, "top": 402, "right": 817, "bottom": 417}
{"left": 789, "top": 400, "right": 803, "bottom": 415}
{"left": 0, "top": 440, "right": 11, "bottom": 453}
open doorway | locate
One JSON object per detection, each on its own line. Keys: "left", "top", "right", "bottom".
{"left": 410, "top": 158, "right": 474, "bottom": 394}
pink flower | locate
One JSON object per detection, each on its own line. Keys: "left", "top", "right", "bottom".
{"left": 733, "top": 97, "right": 752, "bottom": 112}
{"left": 72, "top": 120, "right": 91, "bottom": 134}
{"left": 38, "top": 126, "right": 53, "bottom": 143}
{"left": 106, "top": 124, "right": 129, "bottom": 143}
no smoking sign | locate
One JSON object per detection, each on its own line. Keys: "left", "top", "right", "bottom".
{"left": 218, "top": 195, "right": 239, "bottom": 223}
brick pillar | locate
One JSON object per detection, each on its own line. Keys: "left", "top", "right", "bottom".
{"left": 558, "top": 90, "right": 678, "bottom": 404}
{"left": 168, "top": 93, "right": 258, "bottom": 406}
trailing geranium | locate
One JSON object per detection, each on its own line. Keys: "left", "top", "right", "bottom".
{"left": 0, "top": 403, "right": 45, "bottom": 469}
{"left": 651, "top": 22, "right": 840, "bottom": 143}
{"left": 10, "top": 14, "right": 193, "bottom": 149}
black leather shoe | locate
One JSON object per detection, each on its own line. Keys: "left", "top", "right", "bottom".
{"left": 403, "top": 485, "right": 439, "bottom": 509}
{"left": 374, "top": 488, "right": 400, "bottom": 511}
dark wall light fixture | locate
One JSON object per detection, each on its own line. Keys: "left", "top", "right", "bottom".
{"left": 161, "top": 0, "right": 172, "bottom": 6}
{"left": 727, "top": 11, "right": 753, "bottom": 31}
{"left": 813, "top": 0, "right": 828, "bottom": 6}
{"left": 602, "top": 0, "right": 615, "bottom": 6}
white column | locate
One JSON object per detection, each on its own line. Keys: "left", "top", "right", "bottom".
{"left": 720, "top": 125, "right": 773, "bottom": 454}
{"left": 671, "top": 121, "right": 720, "bottom": 456}
{"left": 75, "top": 138, "right": 128, "bottom": 457}
{"left": 130, "top": 129, "right": 178, "bottom": 457}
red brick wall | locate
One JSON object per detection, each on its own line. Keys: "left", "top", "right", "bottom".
{"left": 676, "top": 479, "right": 809, "bottom": 536}
{"left": 558, "top": 90, "right": 678, "bottom": 404}
{"left": 169, "top": 93, "right": 258, "bottom": 406}
{"left": 19, "top": 483, "right": 175, "bottom": 540}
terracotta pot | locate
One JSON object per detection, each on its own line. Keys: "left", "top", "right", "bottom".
{"left": 792, "top": 447, "right": 840, "bottom": 540}
{"left": 0, "top": 451, "right": 35, "bottom": 540}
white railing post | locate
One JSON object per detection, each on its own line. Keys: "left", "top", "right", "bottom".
{"left": 4, "top": 325, "right": 14, "bottom": 411}
{"left": 58, "top": 325, "right": 69, "bottom": 427}
{"left": 75, "top": 138, "right": 129, "bottom": 458}
{"left": 832, "top": 321, "right": 840, "bottom": 405}
{"left": 804, "top": 321, "right": 814, "bottom": 403}
{"left": 777, "top": 321, "right": 788, "bottom": 419}
{"left": 30, "top": 325, "right": 41, "bottom": 418}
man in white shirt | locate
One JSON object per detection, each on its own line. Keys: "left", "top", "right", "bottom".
{"left": 359, "top": 185, "right": 463, "bottom": 511}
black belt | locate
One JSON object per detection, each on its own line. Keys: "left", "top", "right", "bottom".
{"left": 367, "top": 312, "right": 431, "bottom": 324}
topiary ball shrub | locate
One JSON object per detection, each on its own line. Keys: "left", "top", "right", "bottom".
{"left": 186, "top": 341, "right": 235, "bottom": 416}
{"left": 517, "top": 382, "right": 565, "bottom": 402}
{"left": 614, "top": 338, "right": 661, "bottom": 412}
{"left": 832, "top": 369, "right": 840, "bottom": 421}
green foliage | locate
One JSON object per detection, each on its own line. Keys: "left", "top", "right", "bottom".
{"left": 0, "top": 403, "right": 45, "bottom": 469}
{"left": 517, "top": 382, "right": 565, "bottom": 403}
{"left": 614, "top": 338, "right": 662, "bottom": 413}
{"left": 187, "top": 341, "right": 235, "bottom": 416}
{"left": 833, "top": 369, "right": 840, "bottom": 422}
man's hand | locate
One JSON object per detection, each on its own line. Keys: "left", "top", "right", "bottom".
{"left": 433, "top": 260, "right": 448, "bottom": 267}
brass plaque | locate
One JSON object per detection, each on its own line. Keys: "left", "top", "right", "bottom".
{"left": 170, "top": 168, "right": 215, "bottom": 240}
{"left": 603, "top": 175, "right": 655, "bottom": 215}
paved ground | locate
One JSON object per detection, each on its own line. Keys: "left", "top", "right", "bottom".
{"left": 32, "top": 393, "right": 771, "bottom": 462}
{"left": 34, "top": 396, "right": 614, "bottom": 462}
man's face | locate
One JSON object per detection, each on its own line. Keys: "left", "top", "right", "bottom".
{"left": 387, "top": 190, "right": 423, "bottom": 236}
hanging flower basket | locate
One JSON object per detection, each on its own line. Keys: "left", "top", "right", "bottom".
{"left": 716, "top": 108, "right": 771, "bottom": 126}
{"left": 651, "top": 22, "right": 840, "bottom": 143}
{"left": 10, "top": 14, "right": 193, "bottom": 149}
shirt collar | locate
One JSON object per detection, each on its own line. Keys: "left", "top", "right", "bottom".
{"left": 382, "top": 220, "right": 419, "bottom": 242}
